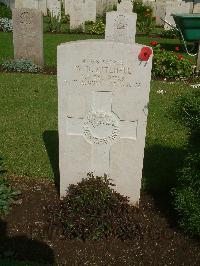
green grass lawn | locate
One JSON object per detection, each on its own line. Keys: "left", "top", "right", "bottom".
{"left": 0, "top": 32, "right": 195, "bottom": 67}
{"left": 0, "top": 72, "right": 191, "bottom": 193}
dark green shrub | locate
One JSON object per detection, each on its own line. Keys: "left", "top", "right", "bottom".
{"left": 0, "top": 156, "right": 21, "bottom": 215}
{"left": 160, "top": 29, "right": 179, "bottom": 39}
{"left": 85, "top": 20, "right": 105, "bottom": 35}
{"left": 172, "top": 90, "right": 200, "bottom": 236}
{"left": 172, "top": 153, "right": 200, "bottom": 235}
{"left": 172, "top": 90, "right": 200, "bottom": 130}
{"left": 2, "top": 59, "right": 41, "bottom": 73}
{"left": 152, "top": 44, "right": 194, "bottom": 79}
{"left": 59, "top": 173, "right": 139, "bottom": 240}
{"left": 0, "top": 3, "right": 12, "bottom": 19}
{"left": 133, "top": 1, "right": 155, "bottom": 34}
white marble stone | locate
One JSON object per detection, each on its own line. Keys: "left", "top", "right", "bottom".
{"left": 164, "top": 1, "right": 192, "bottom": 30}
{"left": 64, "top": 0, "right": 71, "bottom": 15}
{"left": 57, "top": 40, "right": 153, "bottom": 205}
{"left": 96, "top": 0, "right": 117, "bottom": 15}
{"left": 105, "top": 11, "right": 137, "bottom": 44}
{"left": 47, "top": 0, "right": 61, "bottom": 20}
{"left": 15, "top": 0, "right": 47, "bottom": 14}
{"left": 70, "top": 0, "right": 96, "bottom": 30}
{"left": 193, "top": 0, "right": 200, "bottom": 13}
{"left": 12, "top": 8, "right": 43, "bottom": 66}
{"left": 117, "top": 0, "right": 133, "bottom": 13}
{"left": 70, "top": 0, "right": 85, "bottom": 29}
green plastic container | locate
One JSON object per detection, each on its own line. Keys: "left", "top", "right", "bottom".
{"left": 172, "top": 14, "right": 200, "bottom": 42}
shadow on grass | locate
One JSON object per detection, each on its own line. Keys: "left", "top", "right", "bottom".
{"left": 142, "top": 144, "right": 187, "bottom": 224}
{"left": 0, "top": 219, "right": 54, "bottom": 265}
{"left": 43, "top": 130, "right": 59, "bottom": 194}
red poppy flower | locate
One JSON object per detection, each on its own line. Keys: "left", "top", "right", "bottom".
{"left": 138, "top": 47, "right": 152, "bottom": 61}
{"left": 175, "top": 46, "right": 180, "bottom": 51}
{"left": 178, "top": 54, "right": 184, "bottom": 60}
{"left": 150, "top": 41, "right": 158, "bottom": 46}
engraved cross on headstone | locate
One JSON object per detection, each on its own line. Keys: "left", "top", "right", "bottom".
{"left": 66, "top": 91, "right": 137, "bottom": 176}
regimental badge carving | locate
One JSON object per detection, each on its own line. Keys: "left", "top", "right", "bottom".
{"left": 83, "top": 111, "right": 120, "bottom": 145}
{"left": 114, "top": 15, "right": 128, "bottom": 30}
{"left": 20, "top": 12, "right": 32, "bottom": 27}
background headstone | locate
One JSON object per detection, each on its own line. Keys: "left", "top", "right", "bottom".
{"left": 58, "top": 40, "right": 152, "bottom": 205}
{"left": 12, "top": 8, "right": 43, "bottom": 66}
{"left": 47, "top": 0, "right": 61, "bottom": 20}
{"left": 70, "top": 0, "right": 96, "bottom": 30}
{"left": 117, "top": 0, "right": 133, "bottom": 13}
{"left": 70, "top": 0, "right": 85, "bottom": 30}
{"left": 164, "top": 1, "right": 192, "bottom": 30}
{"left": 65, "top": 0, "right": 71, "bottom": 15}
{"left": 105, "top": 11, "right": 137, "bottom": 44}
{"left": 15, "top": 0, "right": 47, "bottom": 14}
{"left": 193, "top": 0, "right": 200, "bottom": 13}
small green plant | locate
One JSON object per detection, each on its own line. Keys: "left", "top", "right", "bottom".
{"left": 0, "top": 3, "right": 12, "bottom": 19}
{"left": 59, "top": 173, "right": 139, "bottom": 240}
{"left": 133, "top": 1, "right": 155, "bottom": 34}
{"left": 46, "top": 9, "right": 62, "bottom": 33}
{"left": 70, "top": 25, "right": 84, "bottom": 34}
{"left": 172, "top": 90, "right": 200, "bottom": 236}
{"left": 160, "top": 29, "right": 179, "bottom": 39}
{"left": 0, "top": 156, "right": 21, "bottom": 215}
{"left": 1, "top": 59, "right": 41, "bottom": 73}
{"left": 172, "top": 153, "right": 200, "bottom": 236}
{"left": 151, "top": 43, "right": 194, "bottom": 79}
{"left": 172, "top": 90, "right": 200, "bottom": 130}
{"left": 85, "top": 20, "right": 105, "bottom": 35}
{"left": 0, "top": 17, "right": 12, "bottom": 32}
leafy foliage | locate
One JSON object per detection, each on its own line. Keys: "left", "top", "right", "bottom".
{"left": 2, "top": 59, "right": 41, "bottom": 73}
{"left": 133, "top": 1, "right": 155, "bottom": 34}
{"left": 59, "top": 173, "right": 140, "bottom": 240}
{"left": 0, "top": 18, "right": 12, "bottom": 32}
{"left": 172, "top": 90, "right": 200, "bottom": 130}
{"left": 0, "top": 3, "right": 12, "bottom": 19}
{"left": 172, "top": 90, "right": 200, "bottom": 236}
{"left": 0, "top": 156, "right": 21, "bottom": 215}
{"left": 172, "top": 153, "right": 200, "bottom": 235}
{"left": 46, "top": 9, "right": 62, "bottom": 33}
{"left": 152, "top": 44, "right": 194, "bottom": 79}
{"left": 160, "top": 29, "right": 179, "bottom": 39}
{"left": 85, "top": 20, "right": 105, "bottom": 35}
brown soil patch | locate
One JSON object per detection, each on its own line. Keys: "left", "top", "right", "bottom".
{"left": 0, "top": 175, "right": 200, "bottom": 265}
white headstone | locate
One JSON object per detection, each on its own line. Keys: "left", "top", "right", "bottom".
{"left": 85, "top": 0, "right": 96, "bottom": 22}
{"left": 70, "top": 0, "right": 85, "bottom": 30}
{"left": 70, "top": 0, "right": 96, "bottom": 30}
{"left": 164, "top": 1, "right": 192, "bottom": 30}
{"left": 12, "top": 8, "right": 43, "bottom": 66}
{"left": 15, "top": 0, "right": 47, "bottom": 15}
{"left": 105, "top": 11, "right": 137, "bottom": 44}
{"left": 47, "top": 0, "right": 61, "bottom": 20}
{"left": 58, "top": 40, "right": 153, "bottom": 205}
{"left": 193, "top": 0, "right": 200, "bottom": 13}
{"left": 65, "top": 0, "right": 71, "bottom": 15}
{"left": 117, "top": 0, "right": 133, "bottom": 13}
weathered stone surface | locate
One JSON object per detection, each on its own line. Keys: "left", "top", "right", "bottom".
{"left": 70, "top": 0, "right": 96, "bottom": 30}
{"left": 12, "top": 8, "right": 43, "bottom": 66}
{"left": 164, "top": 1, "right": 192, "bottom": 30}
{"left": 15, "top": 0, "right": 47, "bottom": 14}
{"left": 96, "top": 0, "right": 117, "bottom": 15}
{"left": 105, "top": 11, "right": 137, "bottom": 44}
{"left": 47, "top": 0, "right": 61, "bottom": 20}
{"left": 117, "top": 0, "right": 133, "bottom": 13}
{"left": 193, "top": 0, "right": 200, "bottom": 13}
{"left": 58, "top": 40, "right": 152, "bottom": 205}
{"left": 65, "top": 0, "right": 71, "bottom": 15}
